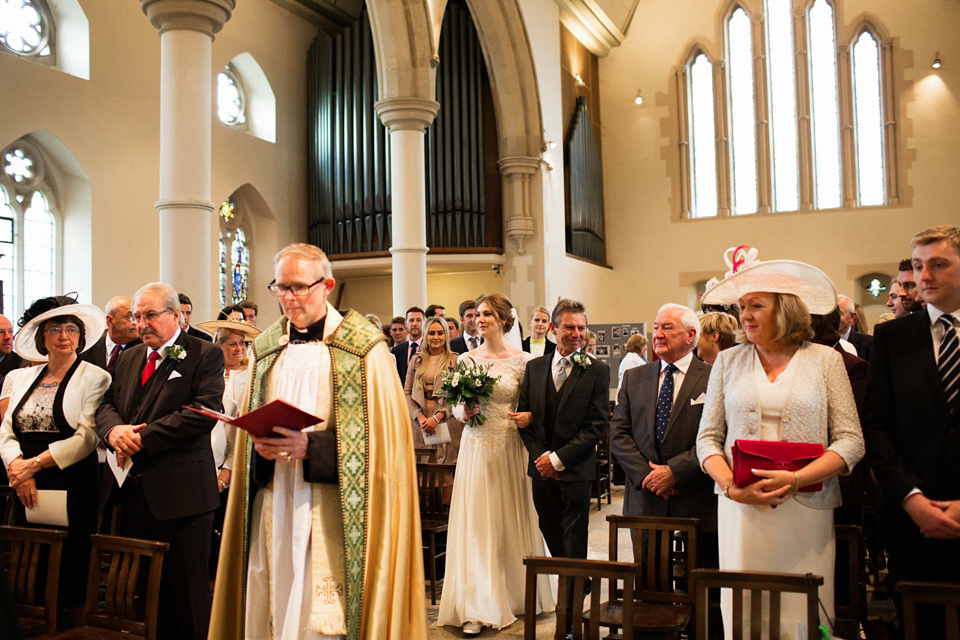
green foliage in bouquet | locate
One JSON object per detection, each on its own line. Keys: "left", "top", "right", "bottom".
{"left": 437, "top": 359, "right": 500, "bottom": 426}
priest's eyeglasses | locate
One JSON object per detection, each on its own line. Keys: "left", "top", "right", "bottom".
{"left": 267, "top": 278, "right": 325, "bottom": 297}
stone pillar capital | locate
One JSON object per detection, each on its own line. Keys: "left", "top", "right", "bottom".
{"left": 498, "top": 156, "right": 541, "bottom": 176}
{"left": 141, "top": 0, "right": 235, "bottom": 38}
{"left": 375, "top": 98, "right": 440, "bottom": 132}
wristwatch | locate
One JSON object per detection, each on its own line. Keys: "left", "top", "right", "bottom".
{"left": 33, "top": 456, "right": 43, "bottom": 470}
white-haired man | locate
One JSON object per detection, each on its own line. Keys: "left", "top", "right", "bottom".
{"left": 210, "top": 243, "right": 426, "bottom": 640}
{"left": 837, "top": 294, "right": 873, "bottom": 361}
{"left": 96, "top": 282, "right": 225, "bottom": 640}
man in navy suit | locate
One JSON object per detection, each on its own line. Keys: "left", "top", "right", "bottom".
{"left": 513, "top": 299, "right": 609, "bottom": 566}
{"left": 178, "top": 292, "right": 213, "bottom": 342}
{"left": 450, "top": 299, "right": 481, "bottom": 354}
{"left": 97, "top": 283, "right": 224, "bottom": 640}
{"left": 390, "top": 306, "right": 424, "bottom": 380}
{"left": 865, "top": 225, "right": 960, "bottom": 636}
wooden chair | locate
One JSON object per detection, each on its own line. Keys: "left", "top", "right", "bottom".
{"left": 0, "top": 486, "right": 16, "bottom": 526}
{"left": 524, "top": 556, "right": 638, "bottom": 640}
{"left": 693, "top": 569, "right": 823, "bottom": 640}
{"left": 415, "top": 463, "right": 455, "bottom": 605}
{"left": 593, "top": 426, "right": 612, "bottom": 510}
{"left": 898, "top": 580, "right": 960, "bottom": 640}
{"left": 51, "top": 534, "right": 169, "bottom": 640}
{"left": 414, "top": 447, "right": 437, "bottom": 464}
{"left": 588, "top": 515, "right": 698, "bottom": 639}
{"left": 833, "top": 524, "right": 865, "bottom": 639}
{"left": 0, "top": 525, "right": 67, "bottom": 636}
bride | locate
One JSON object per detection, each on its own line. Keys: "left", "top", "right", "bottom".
{"left": 437, "top": 293, "right": 555, "bottom": 635}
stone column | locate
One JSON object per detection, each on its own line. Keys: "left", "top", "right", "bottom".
{"left": 498, "top": 156, "right": 540, "bottom": 255}
{"left": 141, "top": 0, "right": 234, "bottom": 320}
{"left": 374, "top": 97, "right": 440, "bottom": 317}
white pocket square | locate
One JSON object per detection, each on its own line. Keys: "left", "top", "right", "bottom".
{"left": 690, "top": 393, "right": 706, "bottom": 405}
{"left": 168, "top": 370, "right": 182, "bottom": 380}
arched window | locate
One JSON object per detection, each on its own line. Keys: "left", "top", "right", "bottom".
{"left": 217, "top": 65, "right": 247, "bottom": 128}
{"left": 218, "top": 199, "right": 250, "bottom": 308}
{"left": 678, "top": 0, "right": 898, "bottom": 218}
{"left": 0, "top": 140, "right": 59, "bottom": 319}
{"left": 0, "top": 0, "right": 53, "bottom": 62}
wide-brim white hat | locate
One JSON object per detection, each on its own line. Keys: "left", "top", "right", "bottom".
{"left": 701, "top": 248, "right": 838, "bottom": 315}
{"left": 196, "top": 319, "right": 262, "bottom": 340}
{"left": 14, "top": 303, "right": 106, "bottom": 362}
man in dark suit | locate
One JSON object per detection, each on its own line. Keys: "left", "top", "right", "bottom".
{"left": 97, "top": 283, "right": 224, "bottom": 640}
{"left": 865, "top": 225, "right": 960, "bottom": 637}
{"left": 450, "top": 299, "right": 481, "bottom": 354}
{"left": 837, "top": 294, "right": 873, "bottom": 361}
{"left": 390, "top": 306, "right": 424, "bottom": 380}
{"left": 0, "top": 315, "right": 25, "bottom": 388}
{"left": 513, "top": 299, "right": 609, "bottom": 569}
{"left": 897, "top": 258, "right": 925, "bottom": 313}
{"left": 178, "top": 292, "right": 212, "bottom": 342}
{"left": 80, "top": 296, "right": 141, "bottom": 372}
{"left": 610, "top": 303, "right": 719, "bottom": 635}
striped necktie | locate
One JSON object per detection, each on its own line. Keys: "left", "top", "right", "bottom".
{"left": 939, "top": 314, "right": 959, "bottom": 414}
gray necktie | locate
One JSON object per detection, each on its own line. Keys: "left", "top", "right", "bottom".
{"left": 469, "top": 336, "right": 478, "bottom": 350}
{"left": 554, "top": 357, "right": 569, "bottom": 391}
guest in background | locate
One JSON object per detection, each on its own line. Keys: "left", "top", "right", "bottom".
{"left": 585, "top": 330, "right": 598, "bottom": 355}
{"left": 389, "top": 315, "right": 408, "bottom": 348}
{"left": 365, "top": 313, "right": 383, "bottom": 336}
{"left": 390, "top": 306, "right": 425, "bottom": 381}
{"left": 197, "top": 319, "right": 261, "bottom": 582}
{"left": 0, "top": 315, "right": 25, "bottom": 391}
{"left": 452, "top": 299, "right": 482, "bottom": 355}
{"left": 446, "top": 316, "right": 461, "bottom": 340}
{"left": 898, "top": 258, "right": 924, "bottom": 313}
{"left": 425, "top": 304, "right": 446, "bottom": 318}
{"left": 218, "top": 305, "right": 246, "bottom": 322}
{"left": 853, "top": 302, "right": 870, "bottom": 334}
{"left": 838, "top": 295, "right": 873, "bottom": 361}
{"left": 617, "top": 333, "right": 648, "bottom": 392}
{"left": 696, "top": 312, "right": 738, "bottom": 365}
{"left": 179, "top": 292, "right": 213, "bottom": 341}
{"left": 521, "top": 306, "right": 554, "bottom": 357}
{"left": 696, "top": 255, "right": 863, "bottom": 640}
{"left": 0, "top": 296, "right": 109, "bottom": 621}
{"left": 887, "top": 281, "right": 909, "bottom": 319}
{"left": 238, "top": 300, "right": 258, "bottom": 326}
{"left": 404, "top": 316, "right": 459, "bottom": 466}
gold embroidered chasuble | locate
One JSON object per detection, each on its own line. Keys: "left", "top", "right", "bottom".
{"left": 209, "top": 305, "right": 427, "bottom": 640}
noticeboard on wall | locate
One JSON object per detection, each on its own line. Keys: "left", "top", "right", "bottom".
{"left": 589, "top": 322, "right": 647, "bottom": 390}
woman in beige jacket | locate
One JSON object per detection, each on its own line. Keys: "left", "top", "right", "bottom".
{"left": 404, "top": 316, "right": 460, "bottom": 464}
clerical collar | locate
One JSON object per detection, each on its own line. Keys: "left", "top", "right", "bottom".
{"left": 289, "top": 316, "right": 327, "bottom": 343}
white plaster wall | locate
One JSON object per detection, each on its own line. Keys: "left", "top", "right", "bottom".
{"left": 597, "top": 0, "right": 960, "bottom": 330}
{"left": 0, "top": 0, "right": 315, "bottom": 323}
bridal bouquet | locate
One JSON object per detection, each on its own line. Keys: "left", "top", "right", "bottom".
{"left": 437, "top": 360, "right": 500, "bottom": 427}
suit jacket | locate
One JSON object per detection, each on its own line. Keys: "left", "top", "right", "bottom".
{"left": 864, "top": 311, "right": 960, "bottom": 508}
{"left": 610, "top": 357, "right": 716, "bottom": 531}
{"left": 95, "top": 331, "right": 224, "bottom": 521}
{"left": 522, "top": 336, "right": 556, "bottom": 357}
{"left": 846, "top": 330, "right": 873, "bottom": 362}
{"left": 517, "top": 352, "right": 610, "bottom": 482}
{"left": 450, "top": 333, "right": 483, "bottom": 355}
{"left": 187, "top": 325, "right": 212, "bottom": 342}
{"left": 79, "top": 334, "right": 142, "bottom": 371}
{"left": 0, "top": 352, "right": 25, "bottom": 388}
{"left": 390, "top": 340, "right": 420, "bottom": 381}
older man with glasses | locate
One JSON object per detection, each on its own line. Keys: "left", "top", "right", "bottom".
{"left": 210, "top": 243, "right": 426, "bottom": 640}
{"left": 96, "top": 282, "right": 225, "bottom": 640}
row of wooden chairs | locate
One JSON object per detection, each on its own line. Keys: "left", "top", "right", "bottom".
{"left": 415, "top": 459, "right": 455, "bottom": 605}
{"left": 0, "top": 525, "right": 167, "bottom": 639}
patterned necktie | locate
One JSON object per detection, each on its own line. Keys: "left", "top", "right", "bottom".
{"left": 655, "top": 363, "right": 678, "bottom": 448}
{"left": 554, "top": 357, "right": 569, "bottom": 391}
{"left": 141, "top": 351, "right": 160, "bottom": 386}
{"left": 107, "top": 344, "right": 122, "bottom": 372}
{"left": 939, "top": 314, "right": 959, "bottom": 414}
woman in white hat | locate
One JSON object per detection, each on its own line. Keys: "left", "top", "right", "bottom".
{"left": 197, "top": 318, "right": 261, "bottom": 581}
{"left": 0, "top": 295, "right": 110, "bottom": 616}
{"left": 695, "top": 248, "right": 864, "bottom": 639}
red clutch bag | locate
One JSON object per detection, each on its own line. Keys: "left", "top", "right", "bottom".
{"left": 731, "top": 439, "right": 824, "bottom": 492}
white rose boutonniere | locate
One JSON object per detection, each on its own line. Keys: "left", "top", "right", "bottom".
{"left": 163, "top": 345, "right": 187, "bottom": 362}
{"left": 571, "top": 351, "right": 591, "bottom": 370}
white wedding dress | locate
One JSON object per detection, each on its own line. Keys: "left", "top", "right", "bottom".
{"left": 437, "top": 352, "right": 556, "bottom": 629}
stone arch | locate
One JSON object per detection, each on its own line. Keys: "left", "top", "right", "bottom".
{"left": 226, "top": 52, "right": 276, "bottom": 143}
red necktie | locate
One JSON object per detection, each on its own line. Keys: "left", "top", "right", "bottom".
{"left": 107, "top": 345, "right": 122, "bottom": 372}
{"left": 141, "top": 351, "right": 160, "bottom": 386}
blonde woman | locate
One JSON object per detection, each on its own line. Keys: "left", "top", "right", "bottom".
{"left": 697, "top": 312, "right": 739, "bottom": 365}
{"left": 522, "top": 306, "right": 555, "bottom": 357}
{"left": 403, "top": 316, "right": 458, "bottom": 463}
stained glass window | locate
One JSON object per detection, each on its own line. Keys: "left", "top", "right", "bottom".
{"left": 230, "top": 228, "right": 249, "bottom": 304}
{"left": 0, "top": 0, "right": 49, "bottom": 56}
{"left": 218, "top": 237, "right": 227, "bottom": 309}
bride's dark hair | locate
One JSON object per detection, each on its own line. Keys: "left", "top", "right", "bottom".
{"left": 476, "top": 293, "right": 514, "bottom": 333}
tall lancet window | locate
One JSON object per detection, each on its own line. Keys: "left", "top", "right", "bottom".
{"left": 808, "top": 0, "right": 842, "bottom": 209}
{"left": 689, "top": 53, "right": 718, "bottom": 219}
{"left": 218, "top": 199, "right": 250, "bottom": 308}
{"left": 726, "top": 7, "right": 758, "bottom": 215}
{"left": 852, "top": 31, "right": 885, "bottom": 206}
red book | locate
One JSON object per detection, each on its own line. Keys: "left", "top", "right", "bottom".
{"left": 183, "top": 400, "right": 323, "bottom": 438}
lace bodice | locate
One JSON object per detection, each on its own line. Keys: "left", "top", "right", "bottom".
{"left": 458, "top": 352, "right": 533, "bottom": 451}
